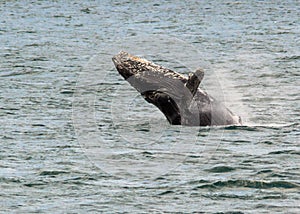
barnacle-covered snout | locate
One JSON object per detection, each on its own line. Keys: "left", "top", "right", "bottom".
{"left": 112, "top": 51, "right": 152, "bottom": 79}
{"left": 112, "top": 52, "right": 133, "bottom": 79}
{"left": 112, "top": 51, "right": 189, "bottom": 96}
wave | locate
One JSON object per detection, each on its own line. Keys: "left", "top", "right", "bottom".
{"left": 192, "top": 179, "right": 299, "bottom": 190}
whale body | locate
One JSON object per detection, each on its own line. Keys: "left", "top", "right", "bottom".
{"left": 112, "top": 51, "right": 241, "bottom": 126}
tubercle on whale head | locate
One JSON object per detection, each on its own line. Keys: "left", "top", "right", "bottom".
{"left": 112, "top": 51, "right": 152, "bottom": 80}
{"left": 112, "top": 51, "right": 192, "bottom": 101}
{"left": 112, "top": 51, "right": 186, "bottom": 81}
{"left": 112, "top": 51, "right": 129, "bottom": 79}
{"left": 112, "top": 51, "right": 191, "bottom": 125}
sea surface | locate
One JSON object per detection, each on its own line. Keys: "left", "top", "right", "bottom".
{"left": 1, "top": 1, "right": 299, "bottom": 213}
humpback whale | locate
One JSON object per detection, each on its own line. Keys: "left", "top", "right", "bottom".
{"left": 112, "top": 51, "right": 241, "bottom": 126}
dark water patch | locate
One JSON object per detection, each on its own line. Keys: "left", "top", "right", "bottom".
{"left": 0, "top": 177, "right": 23, "bottom": 184}
{"left": 63, "top": 175, "right": 100, "bottom": 182}
{"left": 258, "top": 72, "right": 286, "bottom": 78}
{"left": 213, "top": 212, "right": 244, "bottom": 214}
{"left": 253, "top": 203, "right": 297, "bottom": 211}
{"left": 205, "top": 166, "right": 235, "bottom": 173}
{"left": 135, "top": 20, "right": 160, "bottom": 24}
{"left": 0, "top": 69, "right": 39, "bottom": 77}
{"left": 276, "top": 55, "right": 300, "bottom": 61}
{"left": 157, "top": 190, "right": 175, "bottom": 196}
{"left": 17, "top": 30, "right": 37, "bottom": 34}
{"left": 186, "top": 179, "right": 209, "bottom": 186}
{"left": 193, "top": 180, "right": 299, "bottom": 190}
{"left": 136, "top": 127, "right": 151, "bottom": 132}
{"left": 80, "top": 8, "right": 91, "bottom": 14}
{"left": 1, "top": 135, "right": 14, "bottom": 140}
{"left": 24, "top": 182, "right": 47, "bottom": 187}
{"left": 260, "top": 140, "right": 273, "bottom": 145}
{"left": 53, "top": 14, "right": 72, "bottom": 19}
{"left": 30, "top": 56, "right": 48, "bottom": 62}
{"left": 31, "top": 123, "right": 46, "bottom": 127}
{"left": 256, "top": 169, "right": 273, "bottom": 175}
{"left": 267, "top": 172, "right": 291, "bottom": 178}
{"left": 208, "top": 192, "right": 252, "bottom": 200}
{"left": 232, "top": 140, "right": 252, "bottom": 143}
{"left": 0, "top": 107, "right": 20, "bottom": 111}
{"left": 60, "top": 90, "right": 74, "bottom": 95}
{"left": 242, "top": 124, "right": 297, "bottom": 132}
{"left": 60, "top": 179, "right": 95, "bottom": 186}
{"left": 260, "top": 194, "right": 286, "bottom": 200}
{"left": 24, "top": 43, "right": 40, "bottom": 47}
{"left": 39, "top": 170, "right": 69, "bottom": 176}
{"left": 154, "top": 176, "right": 166, "bottom": 181}
{"left": 223, "top": 125, "right": 258, "bottom": 131}
{"left": 186, "top": 154, "right": 201, "bottom": 159}
{"left": 141, "top": 151, "right": 153, "bottom": 156}
{"left": 268, "top": 150, "right": 299, "bottom": 155}
{"left": 54, "top": 145, "right": 74, "bottom": 149}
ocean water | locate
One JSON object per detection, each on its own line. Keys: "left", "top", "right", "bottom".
{"left": 1, "top": 1, "right": 299, "bottom": 213}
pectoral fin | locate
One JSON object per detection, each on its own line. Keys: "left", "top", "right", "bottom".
{"left": 185, "top": 68, "right": 204, "bottom": 96}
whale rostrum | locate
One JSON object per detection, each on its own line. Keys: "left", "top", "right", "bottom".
{"left": 112, "top": 51, "right": 241, "bottom": 126}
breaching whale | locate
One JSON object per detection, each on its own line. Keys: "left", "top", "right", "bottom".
{"left": 112, "top": 51, "right": 241, "bottom": 126}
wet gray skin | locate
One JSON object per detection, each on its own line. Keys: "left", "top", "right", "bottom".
{"left": 112, "top": 51, "right": 241, "bottom": 126}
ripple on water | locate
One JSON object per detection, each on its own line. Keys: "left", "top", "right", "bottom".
{"left": 1, "top": 0, "right": 300, "bottom": 213}
{"left": 193, "top": 180, "right": 300, "bottom": 190}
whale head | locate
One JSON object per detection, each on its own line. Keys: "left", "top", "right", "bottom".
{"left": 112, "top": 51, "right": 193, "bottom": 125}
